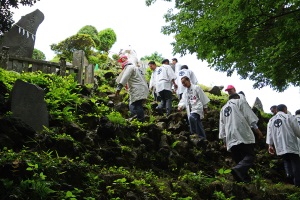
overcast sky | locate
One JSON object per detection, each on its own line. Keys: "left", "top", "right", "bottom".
{"left": 11, "top": 0, "right": 300, "bottom": 114}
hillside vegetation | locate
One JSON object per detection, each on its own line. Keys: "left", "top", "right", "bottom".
{"left": 0, "top": 67, "right": 299, "bottom": 200}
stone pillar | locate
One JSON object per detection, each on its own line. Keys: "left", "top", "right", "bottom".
{"left": 0, "top": 46, "right": 10, "bottom": 69}
{"left": 59, "top": 57, "right": 66, "bottom": 76}
{"left": 73, "top": 50, "right": 85, "bottom": 84}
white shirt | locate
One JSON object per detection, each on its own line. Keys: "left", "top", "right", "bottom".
{"left": 176, "top": 69, "right": 198, "bottom": 95}
{"left": 174, "top": 63, "right": 182, "bottom": 74}
{"left": 149, "top": 67, "right": 158, "bottom": 90}
{"left": 156, "top": 64, "right": 177, "bottom": 93}
{"left": 178, "top": 84, "right": 210, "bottom": 119}
{"left": 266, "top": 111, "right": 300, "bottom": 156}
{"left": 296, "top": 114, "right": 300, "bottom": 156}
{"left": 219, "top": 99, "right": 258, "bottom": 151}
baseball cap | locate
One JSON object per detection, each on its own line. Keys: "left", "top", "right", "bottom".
{"left": 118, "top": 55, "right": 128, "bottom": 63}
{"left": 225, "top": 85, "right": 235, "bottom": 91}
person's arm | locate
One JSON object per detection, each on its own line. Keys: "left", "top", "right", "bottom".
{"left": 251, "top": 122, "right": 263, "bottom": 139}
{"left": 266, "top": 119, "right": 275, "bottom": 154}
{"left": 172, "top": 79, "right": 178, "bottom": 90}
{"left": 219, "top": 110, "right": 226, "bottom": 147}
{"left": 178, "top": 93, "right": 186, "bottom": 111}
{"left": 115, "top": 66, "right": 133, "bottom": 95}
{"left": 289, "top": 115, "right": 300, "bottom": 138}
{"left": 268, "top": 144, "right": 275, "bottom": 155}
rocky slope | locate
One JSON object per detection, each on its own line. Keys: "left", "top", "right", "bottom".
{"left": 0, "top": 68, "right": 299, "bottom": 200}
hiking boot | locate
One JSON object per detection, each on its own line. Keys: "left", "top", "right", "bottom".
{"left": 231, "top": 168, "right": 244, "bottom": 183}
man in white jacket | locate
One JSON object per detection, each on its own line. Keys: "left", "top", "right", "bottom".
{"left": 219, "top": 93, "right": 263, "bottom": 183}
{"left": 267, "top": 105, "right": 300, "bottom": 186}
{"left": 178, "top": 76, "right": 210, "bottom": 139}
{"left": 115, "top": 57, "right": 149, "bottom": 122}
{"left": 148, "top": 61, "right": 160, "bottom": 102}
{"left": 295, "top": 109, "right": 300, "bottom": 157}
{"left": 156, "top": 59, "right": 178, "bottom": 116}
{"left": 176, "top": 65, "right": 198, "bottom": 100}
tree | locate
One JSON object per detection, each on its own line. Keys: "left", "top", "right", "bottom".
{"left": 32, "top": 48, "right": 46, "bottom": 60}
{"left": 140, "top": 51, "right": 164, "bottom": 65}
{"left": 78, "top": 25, "right": 100, "bottom": 47}
{"left": 50, "top": 34, "right": 95, "bottom": 61}
{"left": 98, "top": 28, "right": 117, "bottom": 53}
{"left": 146, "top": 0, "right": 300, "bottom": 91}
{"left": 0, "top": 0, "right": 39, "bottom": 36}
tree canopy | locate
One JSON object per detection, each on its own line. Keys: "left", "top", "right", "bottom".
{"left": 50, "top": 34, "right": 96, "bottom": 61}
{"left": 146, "top": 0, "right": 300, "bottom": 91}
{"left": 78, "top": 25, "right": 100, "bottom": 47}
{"left": 97, "top": 28, "right": 117, "bottom": 53}
{"left": 140, "top": 51, "right": 164, "bottom": 65}
{"left": 32, "top": 48, "right": 46, "bottom": 60}
{"left": 0, "top": 0, "right": 39, "bottom": 36}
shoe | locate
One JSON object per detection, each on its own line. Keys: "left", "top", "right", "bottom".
{"left": 155, "top": 106, "right": 163, "bottom": 115}
{"left": 231, "top": 168, "right": 244, "bottom": 183}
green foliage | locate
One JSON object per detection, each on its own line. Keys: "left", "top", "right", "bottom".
{"left": 147, "top": 0, "right": 300, "bottom": 91}
{"left": 140, "top": 51, "right": 164, "bottom": 65}
{"left": 97, "top": 28, "right": 117, "bottom": 52}
{"left": 51, "top": 34, "right": 96, "bottom": 61}
{"left": 32, "top": 48, "right": 46, "bottom": 60}
{"left": 78, "top": 25, "right": 100, "bottom": 47}
{"left": 106, "top": 111, "right": 126, "bottom": 125}
{"left": 213, "top": 191, "right": 235, "bottom": 200}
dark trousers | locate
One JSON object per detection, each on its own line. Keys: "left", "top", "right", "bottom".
{"left": 153, "top": 92, "right": 161, "bottom": 102}
{"left": 129, "top": 99, "right": 145, "bottom": 122}
{"left": 188, "top": 113, "right": 206, "bottom": 139}
{"left": 157, "top": 90, "right": 172, "bottom": 116}
{"left": 231, "top": 143, "right": 255, "bottom": 180}
{"left": 282, "top": 153, "right": 300, "bottom": 186}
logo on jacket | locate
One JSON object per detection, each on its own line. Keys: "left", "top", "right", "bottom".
{"left": 224, "top": 106, "right": 232, "bottom": 117}
{"left": 274, "top": 119, "right": 283, "bottom": 128}
{"left": 157, "top": 68, "right": 162, "bottom": 75}
{"left": 179, "top": 71, "right": 185, "bottom": 76}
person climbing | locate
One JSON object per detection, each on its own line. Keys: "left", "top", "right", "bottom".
{"left": 171, "top": 58, "right": 182, "bottom": 74}
{"left": 115, "top": 55, "right": 149, "bottom": 122}
{"left": 178, "top": 76, "right": 210, "bottom": 139}
{"left": 176, "top": 65, "right": 198, "bottom": 100}
{"left": 155, "top": 59, "right": 177, "bottom": 116}
{"left": 148, "top": 61, "right": 160, "bottom": 102}
{"left": 267, "top": 104, "right": 300, "bottom": 186}
{"left": 224, "top": 85, "right": 247, "bottom": 102}
{"left": 219, "top": 93, "right": 263, "bottom": 183}
{"left": 270, "top": 105, "right": 278, "bottom": 115}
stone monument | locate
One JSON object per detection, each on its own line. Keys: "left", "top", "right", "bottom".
{"left": 11, "top": 79, "right": 49, "bottom": 132}
{"left": 0, "top": 9, "right": 44, "bottom": 58}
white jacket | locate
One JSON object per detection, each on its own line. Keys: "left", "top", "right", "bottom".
{"left": 149, "top": 68, "right": 158, "bottom": 90}
{"left": 178, "top": 84, "right": 210, "bottom": 119}
{"left": 176, "top": 69, "right": 198, "bottom": 95}
{"left": 219, "top": 99, "right": 258, "bottom": 151}
{"left": 156, "top": 64, "right": 177, "bottom": 93}
{"left": 296, "top": 114, "right": 300, "bottom": 156}
{"left": 266, "top": 111, "right": 300, "bottom": 155}
{"left": 174, "top": 63, "right": 182, "bottom": 74}
{"left": 118, "top": 64, "right": 149, "bottom": 104}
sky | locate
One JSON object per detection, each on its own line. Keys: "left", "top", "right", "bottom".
{"left": 11, "top": 0, "right": 300, "bottom": 114}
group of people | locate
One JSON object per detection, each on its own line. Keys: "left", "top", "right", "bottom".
{"left": 220, "top": 85, "right": 300, "bottom": 186}
{"left": 116, "top": 56, "right": 210, "bottom": 139}
{"left": 115, "top": 54, "right": 300, "bottom": 186}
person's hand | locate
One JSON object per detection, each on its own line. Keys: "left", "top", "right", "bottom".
{"left": 115, "top": 90, "right": 120, "bottom": 96}
{"left": 174, "top": 83, "right": 178, "bottom": 91}
{"left": 255, "top": 128, "right": 263, "bottom": 140}
{"left": 178, "top": 106, "right": 183, "bottom": 111}
{"left": 268, "top": 145, "right": 275, "bottom": 155}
